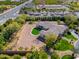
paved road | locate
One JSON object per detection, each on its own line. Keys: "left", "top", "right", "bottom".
{"left": 0, "top": 1, "right": 79, "bottom": 25}
{"left": 27, "top": 11, "right": 70, "bottom": 17}
{"left": 0, "top": 0, "right": 33, "bottom": 25}
{"left": 70, "top": 30, "right": 79, "bottom": 53}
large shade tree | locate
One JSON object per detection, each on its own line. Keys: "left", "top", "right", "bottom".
{"left": 64, "top": 14, "right": 78, "bottom": 29}
{"left": 15, "top": 14, "right": 28, "bottom": 24}
{"left": 0, "top": 55, "right": 10, "bottom": 59}
{"left": 13, "top": 55, "right": 21, "bottom": 59}
{"left": 26, "top": 50, "right": 48, "bottom": 59}
{"left": 51, "top": 52, "right": 60, "bottom": 59}
{"left": 2, "top": 22, "right": 20, "bottom": 41}
{"left": 26, "top": 51, "right": 39, "bottom": 59}
{"left": 39, "top": 50, "right": 48, "bottom": 59}
{"left": 45, "top": 33, "right": 58, "bottom": 48}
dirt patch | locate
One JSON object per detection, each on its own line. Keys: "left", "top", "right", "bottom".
{"left": 11, "top": 22, "right": 45, "bottom": 51}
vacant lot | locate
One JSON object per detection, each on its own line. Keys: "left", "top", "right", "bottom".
{"left": 9, "top": 21, "right": 68, "bottom": 51}
{"left": 13, "top": 22, "right": 45, "bottom": 51}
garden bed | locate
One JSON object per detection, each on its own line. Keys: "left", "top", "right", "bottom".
{"left": 32, "top": 28, "right": 41, "bottom": 35}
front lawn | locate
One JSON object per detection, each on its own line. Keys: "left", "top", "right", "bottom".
{"left": 32, "top": 28, "right": 41, "bottom": 35}
{"left": 62, "top": 55, "right": 74, "bottom": 59}
{"left": 54, "top": 40, "right": 74, "bottom": 51}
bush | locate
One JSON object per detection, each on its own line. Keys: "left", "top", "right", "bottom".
{"left": 0, "top": 54, "right": 11, "bottom": 59}
{"left": 51, "top": 53, "right": 60, "bottom": 59}
{"left": 0, "top": 35, "right": 5, "bottom": 44}
{"left": 62, "top": 55, "right": 74, "bottom": 59}
{"left": 54, "top": 40, "right": 74, "bottom": 51}
{"left": 13, "top": 55, "right": 21, "bottom": 59}
{"left": 39, "top": 50, "right": 48, "bottom": 59}
{"left": 26, "top": 50, "right": 48, "bottom": 59}
{"left": 45, "top": 33, "right": 58, "bottom": 48}
{"left": 15, "top": 14, "right": 28, "bottom": 24}
{"left": 26, "top": 51, "right": 39, "bottom": 59}
{"left": 2, "top": 22, "right": 20, "bottom": 41}
{"left": 0, "top": 25, "right": 4, "bottom": 32}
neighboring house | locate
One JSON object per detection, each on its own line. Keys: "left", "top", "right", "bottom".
{"left": 75, "top": 57, "right": 79, "bottom": 59}
{"left": 74, "top": 54, "right": 79, "bottom": 59}
{"left": 36, "top": 5, "right": 69, "bottom": 10}
{"left": 36, "top": 22, "right": 68, "bottom": 38}
{"left": 62, "top": 0, "right": 79, "bottom": 2}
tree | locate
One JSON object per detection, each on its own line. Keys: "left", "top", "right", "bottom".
{"left": 26, "top": 50, "right": 48, "bottom": 59}
{"left": 0, "top": 44, "right": 3, "bottom": 50}
{"left": 64, "top": 14, "right": 78, "bottom": 25}
{"left": 13, "top": 55, "right": 21, "bottom": 59}
{"left": 64, "top": 14, "right": 78, "bottom": 29}
{"left": 68, "top": 23, "right": 76, "bottom": 29}
{"left": 54, "top": 40, "right": 74, "bottom": 51}
{"left": 0, "top": 55, "right": 10, "bottom": 59}
{"left": 3, "top": 19, "right": 13, "bottom": 27}
{"left": 2, "top": 22, "right": 20, "bottom": 41}
{"left": 39, "top": 50, "right": 48, "bottom": 59}
{"left": 0, "top": 35, "right": 5, "bottom": 44}
{"left": 15, "top": 14, "right": 28, "bottom": 24}
{"left": 51, "top": 52, "right": 60, "bottom": 59}
{"left": 45, "top": 33, "right": 58, "bottom": 48}
{"left": 26, "top": 51, "right": 39, "bottom": 59}
{"left": 0, "top": 25, "right": 4, "bottom": 32}
{"left": 62, "top": 55, "right": 74, "bottom": 59}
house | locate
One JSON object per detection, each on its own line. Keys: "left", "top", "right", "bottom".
{"left": 37, "top": 5, "right": 69, "bottom": 10}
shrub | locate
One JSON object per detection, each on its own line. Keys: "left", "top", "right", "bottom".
{"left": 62, "top": 55, "right": 74, "bottom": 59}
{"left": 2, "top": 22, "right": 20, "bottom": 41}
{"left": 13, "top": 55, "right": 21, "bottom": 59}
{"left": 0, "top": 54, "right": 11, "bottom": 59}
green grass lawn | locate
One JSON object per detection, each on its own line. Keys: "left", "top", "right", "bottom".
{"left": 54, "top": 40, "right": 74, "bottom": 51}
{"left": 64, "top": 34, "right": 77, "bottom": 40}
{"left": 33, "top": 0, "right": 62, "bottom": 5}
{"left": 32, "top": 28, "right": 41, "bottom": 35}
{"left": 62, "top": 55, "right": 73, "bottom": 59}
{"left": 69, "top": 2, "right": 79, "bottom": 11}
